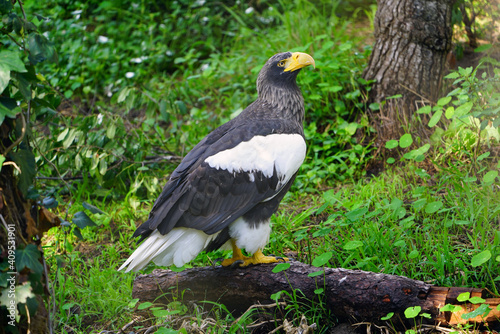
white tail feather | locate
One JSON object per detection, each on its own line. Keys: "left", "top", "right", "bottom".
{"left": 118, "top": 228, "right": 217, "bottom": 272}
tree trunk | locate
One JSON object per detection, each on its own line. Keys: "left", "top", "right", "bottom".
{"left": 132, "top": 262, "right": 500, "bottom": 329}
{"left": 362, "top": 0, "right": 455, "bottom": 146}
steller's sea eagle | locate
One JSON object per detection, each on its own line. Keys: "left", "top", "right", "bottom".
{"left": 119, "top": 52, "right": 315, "bottom": 272}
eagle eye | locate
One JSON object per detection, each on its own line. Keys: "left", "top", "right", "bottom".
{"left": 277, "top": 60, "right": 286, "bottom": 68}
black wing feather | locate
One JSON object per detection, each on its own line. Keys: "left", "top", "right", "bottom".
{"left": 134, "top": 102, "right": 303, "bottom": 241}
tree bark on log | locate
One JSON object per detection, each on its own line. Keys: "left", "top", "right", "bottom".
{"left": 132, "top": 261, "right": 500, "bottom": 328}
{"left": 362, "top": 0, "right": 455, "bottom": 146}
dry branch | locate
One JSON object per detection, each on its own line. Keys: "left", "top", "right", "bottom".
{"left": 132, "top": 261, "right": 500, "bottom": 328}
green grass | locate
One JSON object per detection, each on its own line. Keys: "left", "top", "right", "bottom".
{"left": 15, "top": 0, "right": 500, "bottom": 332}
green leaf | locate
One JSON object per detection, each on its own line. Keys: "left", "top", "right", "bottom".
{"left": 482, "top": 170, "right": 498, "bottom": 185}
{"left": 127, "top": 298, "right": 139, "bottom": 308}
{"left": 0, "top": 155, "right": 5, "bottom": 172}
{"left": 399, "top": 134, "right": 413, "bottom": 148}
{"left": 0, "top": 50, "right": 27, "bottom": 73}
{"left": 72, "top": 211, "right": 97, "bottom": 229}
{"left": 437, "top": 96, "right": 452, "bottom": 106}
{"left": 27, "top": 33, "right": 58, "bottom": 65}
{"left": 381, "top": 312, "right": 394, "bottom": 320}
{"left": 428, "top": 109, "right": 443, "bottom": 128}
{"left": 343, "top": 240, "right": 363, "bottom": 250}
{"left": 444, "top": 72, "right": 460, "bottom": 79}
{"left": 416, "top": 105, "right": 431, "bottom": 114}
{"left": 425, "top": 201, "right": 442, "bottom": 214}
{"left": 461, "top": 303, "right": 491, "bottom": 320}
{"left": 445, "top": 106, "right": 455, "bottom": 119}
{"left": 345, "top": 207, "right": 368, "bottom": 221}
{"left": 468, "top": 296, "right": 486, "bottom": 304}
{"left": 312, "top": 252, "right": 333, "bottom": 267}
{"left": 16, "top": 244, "right": 43, "bottom": 274}
{"left": 314, "top": 288, "right": 324, "bottom": 294}
{"left": 477, "top": 152, "right": 490, "bottom": 161}
{"left": 272, "top": 262, "right": 290, "bottom": 273}
{"left": 387, "top": 157, "right": 395, "bottom": 164}
{"left": 156, "top": 328, "right": 180, "bottom": 334}
{"left": 404, "top": 306, "right": 421, "bottom": 319}
{"left": 408, "top": 250, "right": 419, "bottom": 259}
{"left": 455, "top": 102, "right": 473, "bottom": 117}
{"left": 106, "top": 122, "right": 116, "bottom": 139}
{"left": 385, "top": 140, "right": 399, "bottom": 149}
{"left": 138, "top": 302, "right": 153, "bottom": 310}
{"left": 308, "top": 270, "right": 324, "bottom": 278}
{"left": 474, "top": 44, "right": 492, "bottom": 53}
{"left": 440, "top": 304, "right": 462, "bottom": 312}
{"left": 0, "top": 99, "right": 21, "bottom": 124}
{"left": 57, "top": 128, "right": 69, "bottom": 141}
{"left": 471, "top": 250, "right": 491, "bottom": 267}
{"left": 0, "top": 0, "right": 13, "bottom": 14}
{"left": 10, "top": 148, "right": 36, "bottom": 197}
{"left": 0, "top": 63, "right": 10, "bottom": 94}
{"left": 457, "top": 292, "right": 470, "bottom": 302}
{"left": 62, "top": 129, "right": 76, "bottom": 148}
{"left": 82, "top": 202, "right": 105, "bottom": 214}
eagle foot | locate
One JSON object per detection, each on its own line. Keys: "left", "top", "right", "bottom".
{"left": 221, "top": 250, "right": 289, "bottom": 268}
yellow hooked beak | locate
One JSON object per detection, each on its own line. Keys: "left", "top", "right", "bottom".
{"left": 283, "top": 52, "right": 315, "bottom": 72}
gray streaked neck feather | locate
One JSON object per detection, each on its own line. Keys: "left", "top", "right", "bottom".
{"left": 256, "top": 77, "right": 305, "bottom": 124}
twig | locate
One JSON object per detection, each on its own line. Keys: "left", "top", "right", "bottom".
{"left": 2, "top": 161, "right": 21, "bottom": 173}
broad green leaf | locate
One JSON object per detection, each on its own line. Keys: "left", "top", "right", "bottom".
{"left": 137, "top": 302, "right": 153, "bottom": 310}
{"left": 82, "top": 202, "right": 105, "bottom": 214}
{"left": 408, "top": 250, "right": 419, "bottom": 259}
{"left": 428, "top": 109, "right": 443, "bottom": 128}
{"left": 57, "top": 128, "right": 69, "bottom": 141}
{"left": 99, "top": 158, "right": 108, "bottom": 175}
{"left": 0, "top": 50, "right": 27, "bottom": 73}
{"left": 62, "top": 128, "right": 76, "bottom": 148}
{"left": 482, "top": 170, "right": 498, "bottom": 185}
{"left": 445, "top": 106, "right": 455, "bottom": 119}
{"left": 417, "top": 105, "right": 431, "bottom": 114}
{"left": 444, "top": 72, "right": 460, "bottom": 79}
{"left": 127, "top": 298, "right": 139, "bottom": 308}
{"left": 345, "top": 207, "right": 368, "bottom": 221}
{"left": 425, "top": 201, "right": 443, "bottom": 214}
{"left": 471, "top": 250, "right": 491, "bottom": 267}
{"left": 468, "top": 296, "right": 486, "bottom": 304}
{"left": 461, "top": 303, "right": 491, "bottom": 320}
{"left": 457, "top": 292, "right": 470, "bottom": 302}
{"left": 404, "top": 306, "right": 421, "bottom": 319}
{"left": 440, "top": 304, "right": 462, "bottom": 312}
{"left": 27, "top": 33, "right": 58, "bottom": 65}
{"left": 314, "top": 288, "right": 324, "bottom": 294}
{"left": 312, "top": 252, "right": 333, "bottom": 267}
{"left": 437, "top": 96, "right": 452, "bottom": 106}
{"left": 0, "top": 0, "right": 13, "bottom": 14}
{"left": 153, "top": 309, "right": 179, "bottom": 317}
{"left": 474, "top": 44, "right": 492, "bottom": 53}
{"left": 399, "top": 134, "right": 413, "bottom": 148}
{"left": 385, "top": 140, "right": 399, "bottom": 149}
{"left": 156, "top": 328, "right": 180, "bottom": 334}
{"left": 272, "top": 262, "right": 290, "bottom": 273}
{"left": 387, "top": 157, "right": 395, "bottom": 164}
{"left": 308, "top": 270, "right": 324, "bottom": 278}
{"left": 72, "top": 211, "right": 97, "bottom": 229}
{"left": 477, "top": 152, "right": 490, "bottom": 161}
{"left": 343, "top": 240, "right": 363, "bottom": 250}
{"left": 16, "top": 244, "right": 43, "bottom": 274}
{"left": 0, "top": 155, "right": 5, "bottom": 172}
{"left": 0, "top": 63, "right": 10, "bottom": 94}
{"left": 0, "top": 102, "right": 21, "bottom": 125}
{"left": 454, "top": 102, "right": 473, "bottom": 117}
{"left": 106, "top": 122, "right": 116, "bottom": 139}
{"left": 75, "top": 153, "right": 82, "bottom": 170}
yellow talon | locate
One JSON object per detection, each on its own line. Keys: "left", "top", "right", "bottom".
{"left": 221, "top": 240, "right": 288, "bottom": 267}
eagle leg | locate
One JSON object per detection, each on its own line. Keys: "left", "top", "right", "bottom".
{"left": 221, "top": 240, "right": 288, "bottom": 267}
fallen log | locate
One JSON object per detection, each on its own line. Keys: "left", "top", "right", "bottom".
{"left": 132, "top": 261, "right": 500, "bottom": 328}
